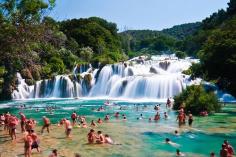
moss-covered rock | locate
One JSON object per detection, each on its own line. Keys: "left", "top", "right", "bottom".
{"left": 68, "top": 74, "right": 74, "bottom": 81}
{"left": 84, "top": 74, "right": 92, "bottom": 88}
{"left": 76, "top": 74, "right": 82, "bottom": 81}
{"left": 30, "top": 65, "right": 41, "bottom": 81}
{"left": 149, "top": 66, "right": 159, "bottom": 74}
{"left": 21, "top": 68, "right": 33, "bottom": 79}
{"left": 25, "top": 79, "right": 35, "bottom": 86}
{"left": 159, "top": 61, "right": 170, "bottom": 70}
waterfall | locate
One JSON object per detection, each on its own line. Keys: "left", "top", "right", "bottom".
{"left": 12, "top": 55, "right": 204, "bottom": 100}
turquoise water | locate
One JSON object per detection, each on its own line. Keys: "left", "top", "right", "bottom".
{"left": 0, "top": 99, "right": 236, "bottom": 157}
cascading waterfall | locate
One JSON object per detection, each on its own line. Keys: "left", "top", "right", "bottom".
{"left": 12, "top": 55, "right": 204, "bottom": 100}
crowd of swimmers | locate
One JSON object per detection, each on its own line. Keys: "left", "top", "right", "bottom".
{"left": 0, "top": 98, "right": 235, "bottom": 157}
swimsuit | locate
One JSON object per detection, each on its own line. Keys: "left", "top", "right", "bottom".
{"left": 31, "top": 141, "right": 39, "bottom": 149}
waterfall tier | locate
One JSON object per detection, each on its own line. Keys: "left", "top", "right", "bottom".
{"left": 12, "top": 55, "right": 201, "bottom": 100}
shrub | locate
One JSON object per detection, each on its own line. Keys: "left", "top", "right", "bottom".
{"left": 175, "top": 50, "right": 187, "bottom": 59}
{"left": 0, "top": 66, "right": 6, "bottom": 77}
{"left": 49, "top": 57, "right": 66, "bottom": 74}
{"left": 173, "top": 85, "right": 221, "bottom": 115}
{"left": 41, "top": 65, "right": 52, "bottom": 79}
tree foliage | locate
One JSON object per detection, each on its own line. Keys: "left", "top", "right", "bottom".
{"left": 173, "top": 85, "right": 221, "bottom": 115}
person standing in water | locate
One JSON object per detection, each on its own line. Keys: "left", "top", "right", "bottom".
{"left": 71, "top": 111, "right": 77, "bottom": 126}
{"left": 176, "top": 112, "right": 185, "bottom": 127}
{"left": 154, "top": 112, "right": 160, "bottom": 121}
{"left": 224, "top": 140, "right": 235, "bottom": 156}
{"left": 220, "top": 144, "right": 229, "bottom": 157}
{"left": 30, "top": 130, "right": 41, "bottom": 153}
{"left": 166, "top": 98, "right": 171, "bottom": 108}
{"left": 188, "top": 111, "right": 193, "bottom": 126}
{"left": 64, "top": 118, "right": 72, "bottom": 138}
{"left": 24, "top": 131, "right": 33, "bottom": 157}
{"left": 41, "top": 116, "right": 50, "bottom": 134}
{"left": 19, "top": 112, "right": 27, "bottom": 133}
{"left": 9, "top": 115, "right": 19, "bottom": 140}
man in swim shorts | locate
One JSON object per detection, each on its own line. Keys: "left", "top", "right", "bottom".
{"left": 41, "top": 116, "right": 50, "bottom": 134}
{"left": 64, "top": 118, "right": 72, "bottom": 138}
{"left": 19, "top": 112, "right": 27, "bottom": 133}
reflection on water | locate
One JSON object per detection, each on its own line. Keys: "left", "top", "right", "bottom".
{"left": 0, "top": 99, "right": 235, "bottom": 157}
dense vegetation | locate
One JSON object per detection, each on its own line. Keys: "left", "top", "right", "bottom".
{"left": 162, "top": 22, "right": 201, "bottom": 40}
{"left": 120, "top": 0, "right": 236, "bottom": 97}
{"left": 173, "top": 85, "right": 221, "bottom": 115}
{"left": 187, "top": 0, "right": 236, "bottom": 97}
{"left": 0, "top": 0, "right": 126, "bottom": 100}
{"left": 119, "top": 22, "right": 200, "bottom": 57}
{"left": 120, "top": 30, "right": 177, "bottom": 57}
{"left": 60, "top": 17, "right": 127, "bottom": 64}
{"left": 0, "top": 0, "right": 236, "bottom": 100}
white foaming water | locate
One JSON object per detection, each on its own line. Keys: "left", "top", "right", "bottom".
{"left": 12, "top": 55, "right": 201, "bottom": 100}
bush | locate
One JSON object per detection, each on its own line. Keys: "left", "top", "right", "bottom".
{"left": 21, "top": 68, "right": 33, "bottom": 79}
{"left": 79, "top": 47, "right": 94, "bottom": 62}
{"left": 0, "top": 66, "right": 6, "bottom": 77}
{"left": 49, "top": 57, "right": 66, "bottom": 74}
{"left": 173, "top": 85, "right": 221, "bottom": 115}
{"left": 175, "top": 51, "right": 187, "bottom": 59}
{"left": 41, "top": 65, "right": 52, "bottom": 79}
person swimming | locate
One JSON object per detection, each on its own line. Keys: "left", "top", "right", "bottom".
{"left": 104, "top": 134, "right": 114, "bottom": 144}
{"left": 97, "top": 118, "right": 103, "bottom": 124}
{"left": 164, "top": 112, "right": 168, "bottom": 119}
{"left": 210, "top": 152, "right": 215, "bottom": 157}
{"left": 114, "top": 112, "right": 120, "bottom": 118}
{"left": 174, "top": 130, "right": 180, "bottom": 136}
{"left": 90, "top": 120, "right": 97, "bottom": 127}
{"left": 48, "top": 149, "right": 58, "bottom": 157}
{"left": 137, "top": 114, "right": 143, "bottom": 120}
{"left": 165, "top": 138, "right": 180, "bottom": 147}
{"left": 176, "top": 149, "right": 185, "bottom": 156}
{"left": 122, "top": 114, "right": 127, "bottom": 121}
{"left": 104, "top": 114, "right": 110, "bottom": 121}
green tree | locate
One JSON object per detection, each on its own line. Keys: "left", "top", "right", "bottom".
{"left": 49, "top": 57, "right": 65, "bottom": 74}
{"left": 173, "top": 85, "right": 220, "bottom": 115}
{"left": 79, "top": 47, "right": 94, "bottom": 62}
{"left": 175, "top": 51, "right": 186, "bottom": 59}
{"left": 0, "top": 0, "right": 55, "bottom": 99}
